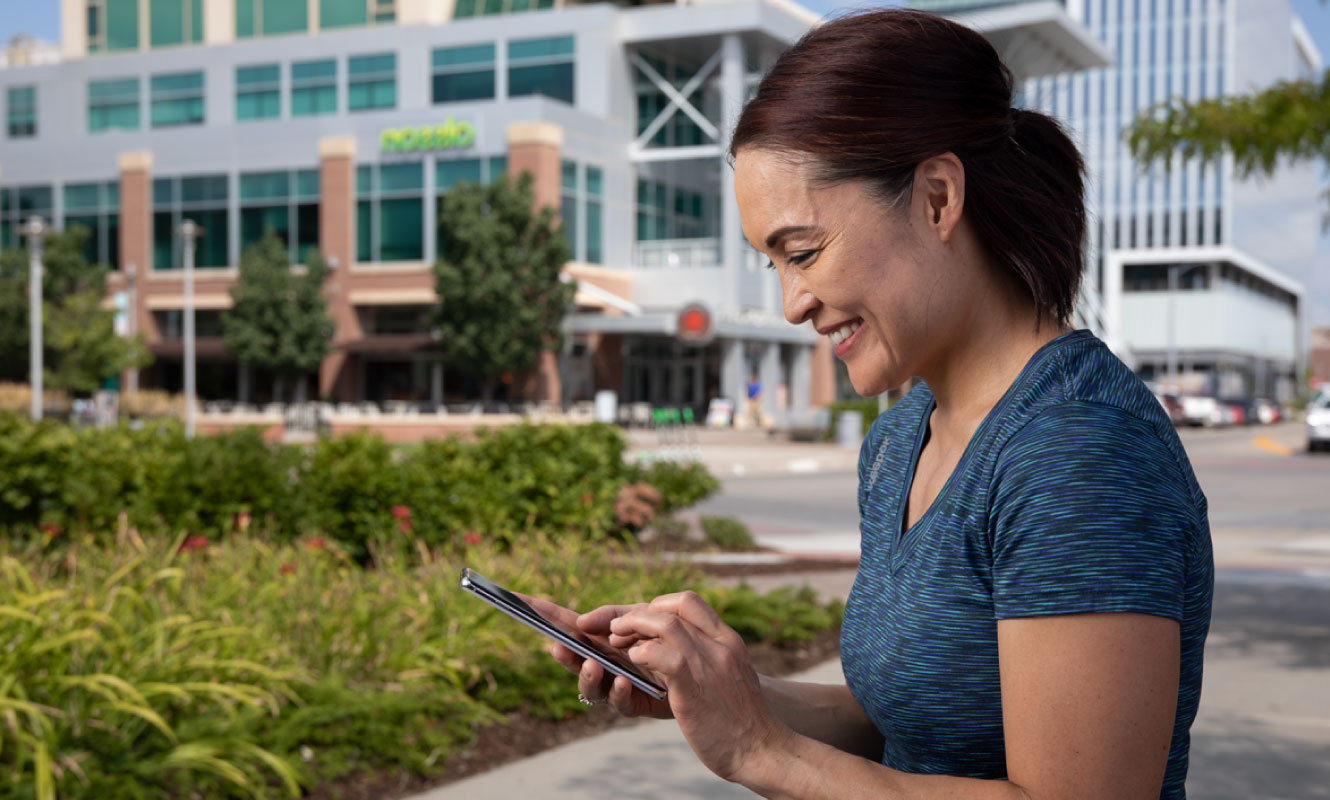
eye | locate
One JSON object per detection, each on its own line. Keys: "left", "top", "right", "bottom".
{"left": 787, "top": 250, "right": 818, "bottom": 267}
{"left": 764, "top": 259, "right": 775, "bottom": 271}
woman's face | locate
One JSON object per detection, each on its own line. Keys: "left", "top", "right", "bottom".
{"left": 734, "top": 148, "right": 967, "bottom": 396}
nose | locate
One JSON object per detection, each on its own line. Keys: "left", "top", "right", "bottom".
{"left": 781, "top": 271, "right": 821, "bottom": 326}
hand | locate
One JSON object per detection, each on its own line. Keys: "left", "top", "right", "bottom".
{"left": 521, "top": 594, "right": 673, "bottom": 719}
{"left": 609, "top": 591, "right": 792, "bottom": 783}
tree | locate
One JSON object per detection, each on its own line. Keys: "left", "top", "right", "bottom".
{"left": 1127, "top": 68, "right": 1330, "bottom": 224}
{"left": 0, "top": 225, "right": 151, "bottom": 391}
{"left": 222, "top": 231, "right": 334, "bottom": 403}
{"left": 433, "top": 172, "right": 575, "bottom": 401}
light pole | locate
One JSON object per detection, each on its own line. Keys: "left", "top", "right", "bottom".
{"left": 179, "top": 219, "right": 202, "bottom": 439}
{"left": 22, "top": 216, "right": 46, "bottom": 422}
{"left": 126, "top": 262, "right": 138, "bottom": 397}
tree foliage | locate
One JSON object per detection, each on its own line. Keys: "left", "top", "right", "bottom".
{"left": 222, "top": 232, "right": 334, "bottom": 400}
{"left": 433, "top": 172, "right": 575, "bottom": 400}
{"left": 1127, "top": 69, "right": 1330, "bottom": 222}
{"left": 0, "top": 225, "right": 151, "bottom": 391}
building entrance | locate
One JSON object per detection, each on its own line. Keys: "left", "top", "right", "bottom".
{"left": 622, "top": 337, "right": 719, "bottom": 415}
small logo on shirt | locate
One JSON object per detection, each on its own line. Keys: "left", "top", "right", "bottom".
{"left": 865, "top": 437, "right": 890, "bottom": 492}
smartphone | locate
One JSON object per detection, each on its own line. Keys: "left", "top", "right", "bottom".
{"left": 458, "top": 567, "right": 667, "bottom": 701}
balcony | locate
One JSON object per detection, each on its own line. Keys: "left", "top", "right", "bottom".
{"left": 634, "top": 238, "right": 722, "bottom": 269}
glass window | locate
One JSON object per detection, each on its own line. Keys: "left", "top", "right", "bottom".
{"left": 151, "top": 71, "right": 204, "bottom": 127}
{"left": 236, "top": 0, "right": 309, "bottom": 36}
{"left": 239, "top": 168, "right": 317, "bottom": 264}
{"left": 7, "top": 86, "right": 36, "bottom": 138}
{"left": 92, "top": 0, "right": 140, "bottom": 52}
{"left": 88, "top": 77, "right": 140, "bottom": 132}
{"left": 1, "top": 184, "right": 54, "bottom": 256}
{"left": 348, "top": 52, "right": 396, "bottom": 111}
{"left": 586, "top": 166, "right": 602, "bottom": 264}
{"left": 432, "top": 44, "right": 496, "bottom": 103}
{"left": 236, "top": 64, "right": 280, "bottom": 120}
{"left": 151, "top": 0, "right": 182, "bottom": 47}
{"left": 359, "top": 162, "right": 424, "bottom": 262}
{"left": 153, "top": 174, "right": 229, "bottom": 270}
{"left": 63, "top": 180, "right": 120, "bottom": 268}
{"left": 454, "top": 0, "right": 551, "bottom": 16}
{"left": 321, "top": 0, "right": 367, "bottom": 28}
{"left": 436, "top": 158, "right": 483, "bottom": 191}
{"left": 291, "top": 59, "right": 337, "bottom": 116}
{"left": 508, "top": 35, "right": 575, "bottom": 104}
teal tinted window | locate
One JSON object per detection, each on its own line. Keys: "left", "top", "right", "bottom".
{"left": 64, "top": 183, "right": 102, "bottom": 211}
{"left": 148, "top": 0, "right": 203, "bottom": 47}
{"left": 436, "top": 159, "right": 482, "bottom": 191}
{"left": 586, "top": 166, "right": 602, "bottom": 197}
{"left": 236, "top": 64, "right": 280, "bottom": 120}
{"left": 380, "top": 162, "right": 422, "bottom": 192}
{"left": 236, "top": 0, "right": 308, "bottom": 37}
{"left": 291, "top": 59, "right": 336, "bottom": 116}
{"left": 508, "top": 36, "right": 575, "bottom": 104}
{"left": 452, "top": 0, "right": 477, "bottom": 17}
{"left": 357, "top": 165, "right": 373, "bottom": 196}
{"left": 153, "top": 174, "right": 229, "bottom": 269}
{"left": 349, "top": 53, "right": 395, "bottom": 111}
{"left": 357, "top": 200, "right": 372, "bottom": 262}
{"left": 61, "top": 181, "right": 119, "bottom": 268}
{"left": 104, "top": 0, "right": 140, "bottom": 51}
{"left": 88, "top": 77, "right": 140, "bottom": 132}
{"left": 379, "top": 198, "right": 423, "bottom": 261}
{"left": 151, "top": 71, "right": 205, "bottom": 127}
{"left": 561, "top": 160, "right": 577, "bottom": 191}
{"left": 240, "top": 171, "right": 289, "bottom": 201}
{"left": 295, "top": 170, "right": 320, "bottom": 199}
{"left": 488, "top": 156, "right": 506, "bottom": 179}
{"left": 455, "top": 0, "right": 549, "bottom": 16}
{"left": 236, "top": 0, "right": 255, "bottom": 36}
{"left": 321, "top": 0, "right": 367, "bottom": 28}
{"left": 432, "top": 44, "right": 495, "bottom": 103}
{"left": 241, "top": 169, "right": 320, "bottom": 263}
{"left": 7, "top": 86, "right": 36, "bottom": 138}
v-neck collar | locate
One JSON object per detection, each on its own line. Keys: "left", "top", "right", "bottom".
{"left": 890, "top": 328, "right": 1091, "bottom": 569}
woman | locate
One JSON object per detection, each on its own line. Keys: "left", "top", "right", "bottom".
{"left": 536, "top": 9, "right": 1213, "bottom": 798}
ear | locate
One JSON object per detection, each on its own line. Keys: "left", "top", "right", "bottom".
{"left": 914, "top": 153, "right": 965, "bottom": 244}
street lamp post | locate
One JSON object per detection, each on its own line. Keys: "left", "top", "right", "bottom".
{"left": 1166, "top": 263, "right": 1207, "bottom": 394}
{"left": 22, "top": 216, "right": 46, "bottom": 422}
{"left": 179, "top": 220, "right": 202, "bottom": 439}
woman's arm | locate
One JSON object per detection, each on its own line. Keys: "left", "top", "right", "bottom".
{"left": 616, "top": 594, "right": 1180, "bottom": 800}
{"left": 758, "top": 675, "right": 883, "bottom": 760}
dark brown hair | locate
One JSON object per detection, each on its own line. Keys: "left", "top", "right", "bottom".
{"left": 730, "top": 9, "right": 1086, "bottom": 327}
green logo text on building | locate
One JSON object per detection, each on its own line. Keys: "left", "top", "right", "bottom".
{"left": 380, "top": 119, "right": 476, "bottom": 152}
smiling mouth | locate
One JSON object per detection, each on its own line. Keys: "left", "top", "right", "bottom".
{"left": 826, "top": 319, "right": 862, "bottom": 346}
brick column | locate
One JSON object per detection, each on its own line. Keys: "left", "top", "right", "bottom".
{"left": 318, "top": 136, "right": 358, "bottom": 401}
{"left": 118, "top": 151, "right": 153, "bottom": 393}
{"left": 506, "top": 121, "right": 565, "bottom": 406}
{"left": 809, "top": 336, "right": 836, "bottom": 407}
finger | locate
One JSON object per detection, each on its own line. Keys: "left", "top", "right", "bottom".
{"left": 578, "top": 657, "right": 613, "bottom": 702}
{"left": 522, "top": 594, "right": 581, "bottom": 628}
{"left": 647, "top": 591, "right": 734, "bottom": 643}
{"left": 577, "top": 603, "right": 648, "bottom": 635}
{"left": 628, "top": 638, "right": 688, "bottom": 680}
{"left": 547, "top": 642, "right": 584, "bottom": 675}
{"left": 607, "top": 674, "right": 637, "bottom": 715}
{"left": 607, "top": 631, "right": 652, "bottom": 650}
{"left": 611, "top": 609, "right": 700, "bottom": 648}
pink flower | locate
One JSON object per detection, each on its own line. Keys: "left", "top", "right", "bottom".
{"left": 580, "top": 492, "right": 594, "bottom": 507}
{"left": 236, "top": 511, "right": 252, "bottom": 533}
{"left": 306, "top": 537, "right": 326, "bottom": 550}
{"left": 279, "top": 562, "right": 297, "bottom": 576}
{"left": 463, "top": 531, "right": 483, "bottom": 546}
{"left": 39, "top": 522, "right": 61, "bottom": 539}
{"left": 179, "top": 536, "right": 210, "bottom": 554}
{"left": 398, "top": 519, "right": 412, "bottom": 534}
{"left": 391, "top": 505, "right": 411, "bottom": 520}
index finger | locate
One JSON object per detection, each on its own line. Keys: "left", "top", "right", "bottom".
{"left": 646, "top": 591, "right": 734, "bottom": 642}
{"left": 577, "top": 603, "right": 649, "bottom": 635}
{"left": 519, "top": 593, "right": 581, "bottom": 628}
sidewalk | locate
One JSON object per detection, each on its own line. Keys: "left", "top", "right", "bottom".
{"left": 624, "top": 427, "right": 862, "bottom": 479}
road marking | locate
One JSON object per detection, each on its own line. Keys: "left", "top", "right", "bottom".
{"left": 787, "top": 458, "right": 820, "bottom": 473}
{"left": 1253, "top": 435, "right": 1295, "bottom": 457}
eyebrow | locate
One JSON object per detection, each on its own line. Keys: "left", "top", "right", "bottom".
{"left": 765, "top": 225, "right": 820, "bottom": 250}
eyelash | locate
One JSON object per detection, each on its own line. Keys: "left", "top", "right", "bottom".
{"left": 766, "top": 251, "right": 818, "bottom": 270}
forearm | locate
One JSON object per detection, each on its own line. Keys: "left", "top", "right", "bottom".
{"left": 742, "top": 730, "right": 1032, "bottom": 800}
{"left": 758, "top": 675, "right": 883, "bottom": 760}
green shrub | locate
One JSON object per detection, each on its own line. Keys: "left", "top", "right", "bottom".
{"left": 632, "top": 460, "right": 720, "bottom": 514}
{"left": 702, "top": 584, "right": 844, "bottom": 645}
{"left": 826, "top": 398, "right": 889, "bottom": 440}
{"left": 700, "top": 515, "right": 758, "bottom": 551}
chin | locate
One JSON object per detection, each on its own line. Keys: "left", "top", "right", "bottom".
{"left": 846, "top": 365, "right": 898, "bottom": 398}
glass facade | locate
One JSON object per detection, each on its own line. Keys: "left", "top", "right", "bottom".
{"left": 321, "top": 0, "right": 393, "bottom": 28}
{"left": 435, "top": 156, "right": 506, "bottom": 260}
{"left": 453, "top": 0, "right": 554, "bottom": 18}
{"left": 63, "top": 181, "right": 120, "bottom": 269}
{"left": 348, "top": 53, "right": 396, "bottom": 111}
{"left": 432, "top": 44, "right": 496, "bottom": 104}
{"left": 153, "top": 175, "right": 229, "bottom": 269}
{"left": 358, "top": 162, "right": 424, "bottom": 262}
{"left": 236, "top": 0, "right": 309, "bottom": 37}
{"left": 636, "top": 178, "right": 713, "bottom": 241}
{"left": 149, "top": 0, "right": 204, "bottom": 48}
{"left": 558, "top": 161, "right": 603, "bottom": 264}
{"left": 239, "top": 169, "right": 321, "bottom": 264}
{"left": 291, "top": 59, "right": 337, "bottom": 116}
{"left": 236, "top": 64, "right": 281, "bottom": 120}
{"left": 88, "top": 77, "right": 141, "bottom": 132}
{"left": 87, "top": 0, "right": 140, "bottom": 53}
{"left": 151, "top": 71, "right": 205, "bottom": 127}
{"left": 0, "top": 185, "right": 54, "bottom": 253}
{"left": 507, "top": 35, "right": 575, "bottom": 105}
{"left": 6, "top": 87, "right": 36, "bottom": 139}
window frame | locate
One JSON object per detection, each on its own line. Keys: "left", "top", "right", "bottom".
{"left": 6, "top": 86, "right": 37, "bottom": 139}
{"left": 348, "top": 52, "right": 397, "bottom": 112}
{"left": 150, "top": 70, "right": 205, "bottom": 128}
{"left": 290, "top": 58, "right": 338, "bottom": 117}
{"left": 62, "top": 180, "right": 121, "bottom": 269}
{"left": 358, "top": 161, "right": 425, "bottom": 263}
{"left": 239, "top": 168, "right": 321, "bottom": 265}
{"left": 88, "top": 76, "right": 142, "bottom": 133}
{"left": 431, "top": 43, "right": 497, "bottom": 104}
{"left": 507, "top": 34, "right": 575, "bottom": 105}
{"left": 236, "top": 63, "right": 282, "bottom": 121}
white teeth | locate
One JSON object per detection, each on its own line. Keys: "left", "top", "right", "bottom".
{"left": 828, "top": 320, "right": 861, "bottom": 346}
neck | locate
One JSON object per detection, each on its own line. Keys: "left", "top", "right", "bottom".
{"left": 916, "top": 301, "right": 1072, "bottom": 437}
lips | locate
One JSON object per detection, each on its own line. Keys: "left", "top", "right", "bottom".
{"left": 826, "top": 319, "right": 861, "bottom": 346}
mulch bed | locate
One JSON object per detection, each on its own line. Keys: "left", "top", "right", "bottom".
{"left": 306, "top": 626, "right": 842, "bottom": 800}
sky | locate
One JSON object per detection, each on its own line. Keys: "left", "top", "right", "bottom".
{"left": 3, "top": 0, "right": 1330, "bottom": 325}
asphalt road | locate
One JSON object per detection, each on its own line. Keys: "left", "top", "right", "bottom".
{"left": 693, "top": 420, "right": 1330, "bottom": 799}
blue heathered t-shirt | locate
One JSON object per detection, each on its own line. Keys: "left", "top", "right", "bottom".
{"left": 841, "top": 328, "right": 1213, "bottom": 798}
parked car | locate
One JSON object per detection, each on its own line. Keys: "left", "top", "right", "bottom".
{"left": 1218, "top": 396, "right": 1259, "bottom": 426}
{"left": 1154, "top": 391, "right": 1185, "bottom": 425}
{"left": 1308, "top": 392, "right": 1330, "bottom": 453}
{"left": 1180, "top": 395, "right": 1227, "bottom": 427}
{"left": 1253, "top": 398, "right": 1282, "bottom": 425}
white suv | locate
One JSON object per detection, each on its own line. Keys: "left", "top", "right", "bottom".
{"left": 1308, "top": 392, "right": 1330, "bottom": 453}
